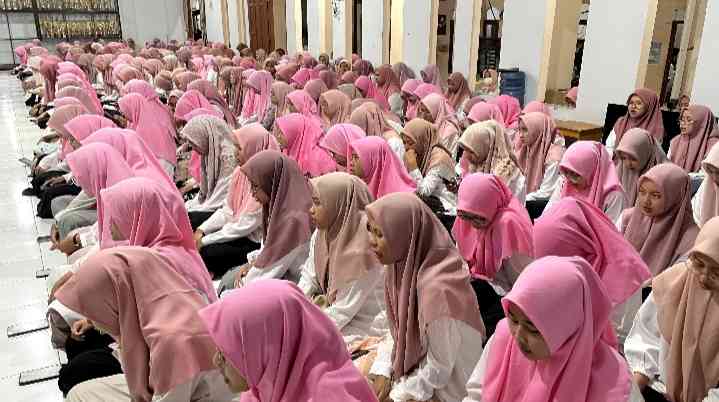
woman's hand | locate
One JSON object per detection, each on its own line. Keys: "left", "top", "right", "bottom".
{"left": 633, "top": 372, "right": 651, "bottom": 391}
{"left": 71, "top": 319, "right": 93, "bottom": 341}
{"left": 233, "top": 264, "right": 253, "bottom": 288}
{"left": 368, "top": 374, "right": 391, "bottom": 402}
{"left": 55, "top": 234, "right": 80, "bottom": 256}
{"left": 193, "top": 229, "right": 204, "bottom": 250}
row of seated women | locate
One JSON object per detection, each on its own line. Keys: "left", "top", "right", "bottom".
{"left": 13, "top": 40, "right": 719, "bottom": 401}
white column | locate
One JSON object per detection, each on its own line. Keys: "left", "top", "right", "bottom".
{"left": 307, "top": 0, "right": 322, "bottom": 54}
{"left": 204, "top": 0, "right": 225, "bottom": 43}
{"left": 362, "top": 0, "right": 389, "bottom": 66}
{"left": 453, "top": 0, "right": 483, "bottom": 90}
{"left": 286, "top": 0, "right": 303, "bottom": 55}
{"left": 119, "top": 0, "right": 187, "bottom": 45}
{"left": 575, "top": 0, "right": 658, "bottom": 124}
{"left": 399, "top": 0, "right": 435, "bottom": 74}
{"left": 690, "top": 0, "right": 717, "bottom": 110}
{"left": 332, "top": 0, "right": 353, "bottom": 60}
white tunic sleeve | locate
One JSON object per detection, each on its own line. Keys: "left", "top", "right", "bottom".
{"left": 198, "top": 203, "right": 231, "bottom": 235}
{"left": 526, "top": 161, "right": 561, "bottom": 201}
{"left": 624, "top": 294, "right": 664, "bottom": 384}
{"left": 370, "top": 335, "right": 395, "bottom": 378}
{"left": 201, "top": 209, "right": 262, "bottom": 246}
{"left": 326, "top": 267, "right": 385, "bottom": 332}
{"left": 297, "top": 231, "right": 320, "bottom": 297}
{"left": 693, "top": 179, "right": 707, "bottom": 226}
{"left": 603, "top": 189, "right": 626, "bottom": 227}
{"left": 606, "top": 130, "right": 618, "bottom": 157}
{"left": 243, "top": 242, "right": 311, "bottom": 284}
{"left": 387, "top": 136, "right": 406, "bottom": 162}
{"left": 185, "top": 175, "right": 232, "bottom": 213}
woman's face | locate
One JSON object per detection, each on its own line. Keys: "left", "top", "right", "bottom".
{"left": 272, "top": 125, "right": 289, "bottom": 149}
{"left": 447, "top": 78, "right": 460, "bottom": 93}
{"left": 680, "top": 109, "right": 695, "bottom": 136}
{"left": 627, "top": 95, "right": 647, "bottom": 119}
{"left": 350, "top": 152, "right": 364, "bottom": 178}
{"left": 637, "top": 178, "right": 665, "bottom": 217}
{"left": 561, "top": 168, "right": 587, "bottom": 190}
{"left": 234, "top": 142, "right": 245, "bottom": 165}
{"left": 375, "top": 73, "right": 386, "bottom": 87}
{"left": 705, "top": 163, "right": 719, "bottom": 186}
{"left": 457, "top": 210, "right": 490, "bottom": 229}
{"left": 616, "top": 150, "right": 641, "bottom": 171}
{"left": 400, "top": 133, "right": 417, "bottom": 151}
{"left": 309, "top": 190, "right": 330, "bottom": 230}
{"left": 417, "top": 102, "right": 434, "bottom": 123}
{"left": 330, "top": 151, "right": 347, "bottom": 169}
{"left": 506, "top": 304, "right": 551, "bottom": 361}
{"left": 462, "top": 146, "right": 482, "bottom": 166}
{"left": 287, "top": 101, "right": 299, "bottom": 114}
{"left": 249, "top": 179, "right": 270, "bottom": 205}
{"left": 689, "top": 252, "right": 719, "bottom": 292}
{"left": 366, "top": 214, "right": 392, "bottom": 265}
{"left": 213, "top": 349, "right": 249, "bottom": 394}
{"left": 518, "top": 120, "right": 530, "bottom": 145}
{"left": 338, "top": 63, "right": 349, "bottom": 76}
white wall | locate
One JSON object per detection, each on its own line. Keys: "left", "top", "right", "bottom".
{"left": 204, "top": 0, "right": 225, "bottom": 43}
{"left": 690, "top": 0, "right": 718, "bottom": 111}
{"left": 362, "top": 0, "right": 386, "bottom": 66}
{"left": 286, "top": 0, "right": 303, "bottom": 54}
{"left": 119, "top": 0, "right": 187, "bottom": 45}
{"left": 332, "top": 0, "right": 351, "bottom": 59}
{"left": 307, "top": 0, "right": 322, "bottom": 54}
{"left": 575, "top": 0, "right": 655, "bottom": 124}
{"left": 226, "top": 0, "right": 240, "bottom": 47}
{"left": 453, "top": 0, "right": 478, "bottom": 79}
{"left": 400, "top": 1, "right": 433, "bottom": 74}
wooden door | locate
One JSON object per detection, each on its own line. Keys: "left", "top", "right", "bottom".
{"left": 247, "top": 0, "right": 275, "bottom": 51}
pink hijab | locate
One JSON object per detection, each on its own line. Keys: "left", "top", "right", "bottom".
{"left": 291, "top": 67, "right": 313, "bottom": 88}
{"left": 613, "top": 88, "right": 666, "bottom": 143}
{"left": 304, "top": 79, "right": 329, "bottom": 103}
{"left": 174, "top": 90, "right": 216, "bottom": 121}
{"left": 319, "top": 90, "right": 352, "bottom": 128}
{"left": 56, "top": 247, "right": 217, "bottom": 402}
{"left": 64, "top": 114, "right": 117, "bottom": 144}
{"left": 55, "top": 86, "right": 102, "bottom": 115}
{"left": 615, "top": 128, "right": 668, "bottom": 206}
{"left": 446, "top": 72, "right": 472, "bottom": 111}
{"left": 119, "top": 93, "right": 178, "bottom": 164}
{"left": 365, "top": 192, "right": 485, "bottom": 377}
{"left": 349, "top": 102, "right": 394, "bottom": 137}
{"left": 242, "top": 70, "right": 273, "bottom": 121}
{"left": 515, "top": 112, "right": 564, "bottom": 193}
{"left": 401, "top": 79, "right": 421, "bottom": 120}
{"left": 482, "top": 256, "right": 633, "bottom": 402}
{"left": 355, "top": 76, "right": 390, "bottom": 111}
{"left": 188, "top": 79, "right": 238, "bottom": 128}
{"left": 559, "top": 141, "right": 624, "bottom": 210}
{"left": 490, "top": 95, "right": 522, "bottom": 129}
{"left": 699, "top": 143, "right": 719, "bottom": 226}
{"left": 566, "top": 86, "right": 579, "bottom": 105}
{"left": 412, "top": 83, "right": 442, "bottom": 101}
{"left": 622, "top": 163, "right": 700, "bottom": 276}
{"left": 420, "top": 64, "right": 440, "bottom": 85}
{"left": 48, "top": 104, "right": 89, "bottom": 159}
{"left": 276, "top": 113, "right": 337, "bottom": 177}
{"left": 468, "top": 102, "right": 503, "bottom": 124}
{"left": 349, "top": 136, "right": 416, "bottom": 199}
{"left": 287, "top": 89, "right": 319, "bottom": 117}
{"left": 453, "top": 173, "right": 534, "bottom": 280}
{"left": 240, "top": 151, "right": 314, "bottom": 268}
{"left": 521, "top": 101, "right": 552, "bottom": 117}
{"left": 66, "top": 143, "right": 133, "bottom": 199}
{"left": 376, "top": 64, "right": 402, "bottom": 100}
{"left": 670, "top": 105, "right": 719, "bottom": 173}
{"left": 535, "top": 197, "right": 651, "bottom": 305}
{"left": 198, "top": 280, "right": 378, "bottom": 402}
{"left": 421, "top": 92, "right": 461, "bottom": 145}
{"left": 318, "top": 124, "right": 365, "bottom": 169}
{"left": 99, "top": 178, "right": 217, "bottom": 302}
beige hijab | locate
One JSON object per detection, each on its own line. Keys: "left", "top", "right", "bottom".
{"left": 402, "top": 118, "right": 454, "bottom": 176}
{"left": 700, "top": 143, "right": 719, "bottom": 227}
{"left": 458, "top": 120, "right": 522, "bottom": 184}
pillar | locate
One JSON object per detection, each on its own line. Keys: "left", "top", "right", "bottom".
{"left": 389, "top": 0, "right": 437, "bottom": 74}
{"left": 672, "top": 0, "right": 708, "bottom": 100}
{"left": 285, "top": 0, "right": 303, "bottom": 55}
{"left": 575, "top": 0, "right": 659, "bottom": 124}
{"left": 362, "top": 0, "right": 390, "bottom": 66}
{"left": 453, "top": 0, "right": 483, "bottom": 91}
{"left": 332, "top": 0, "right": 353, "bottom": 59}
{"left": 226, "top": 0, "right": 247, "bottom": 47}
{"left": 690, "top": 0, "right": 717, "bottom": 110}
{"left": 308, "top": 0, "right": 332, "bottom": 55}
{"left": 545, "top": 0, "right": 582, "bottom": 93}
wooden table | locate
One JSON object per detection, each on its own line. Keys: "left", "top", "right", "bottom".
{"left": 555, "top": 120, "right": 604, "bottom": 145}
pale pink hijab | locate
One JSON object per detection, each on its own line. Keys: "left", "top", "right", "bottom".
{"left": 240, "top": 151, "right": 314, "bottom": 268}
{"left": 365, "top": 192, "right": 485, "bottom": 377}
{"left": 304, "top": 78, "right": 329, "bottom": 103}
{"left": 613, "top": 88, "right": 665, "bottom": 143}
{"left": 420, "top": 64, "right": 440, "bottom": 85}
{"left": 57, "top": 247, "right": 217, "bottom": 402}
{"left": 198, "top": 280, "right": 378, "bottom": 402}
{"left": 560, "top": 141, "right": 623, "bottom": 210}
{"left": 535, "top": 197, "right": 651, "bottom": 305}
{"left": 482, "top": 256, "right": 633, "bottom": 402}
{"left": 401, "top": 79, "right": 422, "bottom": 120}
{"left": 242, "top": 70, "right": 273, "bottom": 121}
{"left": 319, "top": 90, "right": 352, "bottom": 128}
{"left": 421, "top": 92, "right": 461, "bottom": 145}
{"left": 453, "top": 173, "right": 533, "bottom": 280}
{"left": 287, "top": 89, "right": 319, "bottom": 118}
{"left": 174, "top": 90, "right": 216, "bottom": 121}
{"left": 699, "top": 143, "right": 719, "bottom": 226}
{"left": 318, "top": 124, "right": 365, "bottom": 169}
{"left": 64, "top": 114, "right": 117, "bottom": 144}
{"left": 311, "top": 173, "right": 378, "bottom": 304}
{"left": 276, "top": 113, "right": 337, "bottom": 177}
{"left": 670, "top": 105, "right": 719, "bottom": 173}
{"left": 468, "top": 102, "right": 503, "bottom": 124}
{"left": 355, "top": 76, "right": 390, "bottom": 111}
{"left": 615, "top": 128, "right": 668, "bottom": 206}
{"left": 516, "top": 112, "right": 564, "bottom": 193}
{"left": 522, "top": 100, "right": 553, "bottom": 117}
{"left": 188, "top": 79, "right": 238, "bottom": 128}
{"left": 622, "top": 163, "right": 700, "bottom": 276}
{"left": 55, "top": 86, "right": 102, "bottom": 115}
{"left": 412, "top": 83, "right": 442, "bottom": 101}
{"left": 490, "top": 95, "right": 522, "bottom": 129}
{"left": 48, "top": 104, "right": 89, "bottom": 159}
{"left": 119, "top": 93, "right": 178, "bottom": 164}
{"left": 349, "top": 136, "right": 416, "bottom": 199}
{"left": 99, "top": 177, "right": 217, "bottom": 302}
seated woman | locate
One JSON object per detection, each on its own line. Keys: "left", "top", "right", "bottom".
{"left": 286, "top": 89, "right": 320, "bottom": 120}
{"left": 318, "top": 123, "right": 365, "bottom": 170}
{"left": 194, "top": 124, "right": 275, "bottom": 278}
{"left": 607, "top": 88, "right": 666, "bottom": 156}
{"left": 350, "top": 102, "right": 405, "bottom": 161}
{"left": 465, "top": 102, "right": 503, "bottom": 130}
{"left": 271, "top": 80, "right": 293, "bottom": 120}
{"left": 401, "top": 119, "right": 458, "bottom": 215}
{"left": 349, "top": 136, "right": 416, "bottom": 200}
{"left": 240, "top": 70, "right": 273, "bottom": 129}
{"left": 376, "top": 64, "right": 403, "bottom": 117}
{"left": 489, "top": 95, "right": 521, "bottom": 138}
{"left": 274, "top": 113, "right": 337, "bottom": 177}
{"left": 355, "top": 76, "right": 391, "bottom": 111}
{"left": 547, "top": 141, "right": 625, "bottom": 224}
{"left": 625, "top": 216, "right": 719, "bottom": 402}
{"left": 319, "top": 89, "right": 352, "bottom": 129}
{"left": 445, "top": 72, "right": 472, "bottom": 114}
{"left": 693, "top": 142, "right": 719, "bottom": 226}
{"left": 56, "top": 248, "right": 234, "bottom": 402}
{"left": 299, "top": 173, "right": 388, "bottom": 346}
{"left": 453, "top": 173, "right": 533, "bottom": 337}
{"left": 458, "top": 120, "right": 526, "bottom": 203}
{"left": 515, "top": 112, "right": 565, "bottom": 216}
{"left": 304, "top": 78, "right": 329, "bottom": 104}
{"left": 199, "top": 280, "right": 378, "bottom": 401}
{"left": 365, "top": 193, "right": 485, "bottom": 402}
{"left": 534, "top": 197, "right": 651, "bottom": 343}
{"left": 615, "top": 127, "right": 668, "bottom": 207}
{"left": 180, "top": 115, "right": 237, "bottom": 229}
{"left": 463, "top": 256, "right": 644, "bottom": 402}
{"left": 623, "top": 163, "right": 699, "bottom": 278}
{"left": 187, "top": 79, "right": 238, "bottom": 128}
{"left": 417, "top": 93, "right": 462, "bottom": 160}
{"left": 230, "top": 150, "right": 313, "bottom": 286}
{"left": 400, "top": 79, "right": 421, "bottom": 122}
{"left": 669, "top": 105, "right": 719, "bottom": 180}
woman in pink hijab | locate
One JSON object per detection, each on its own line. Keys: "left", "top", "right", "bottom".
{"left": 670, "top": 104, "right": 719, "bottom": 173}
{"left": 174, "top": 71, "right": 202, "bottom": 91}
{"left": 694, "top": 143, "right": 719, "bottom": 227}
{"left": 615, "top": 128, "right": 668, "bottom": 206}
{"left": 199, "top": 280, "right": 378, "bottom": 402}
{"left": 319, "top": 69, "right": 339, "bottom": 90}
{"left": 318, "top": 123, "right": 365, "bottom": 170}
{"left": 623, "top": 163, "right": 699, "bottom": 277}
{"left": 349, "top": 102, "right": 405, "bottom": 161}
{"left": 466, "top": 102, "right": 504, "bottom": 126}
{"left": 420, "top": 64, "right": 441, "bottom": 86}
{"left": 271, "top": 81, "right": 293, "bottom": 120}
{"left": 319, "top": 89, "right": 352, "bottom": 129}
{"left": 489, "top": 94, "right": 521, "bottom": 130}
{"left": 401, "top": 79, "right": 422, "bottom": 121}
{"left": 376, "top": 64, "right": 401, "bottom": 101}
{"left": 521, "top": 100, "right": 553, "bottom": 117}
{"left": 241, "top": 70, "right": 273, "bottom": 125}
{"left": 286, "top": 89, "right": 320, "bottom": 118}
{"left": 174, "top": 90, "right": 226, "bottom": 125}
{"left": 56, "top": 86, "right": 103, "bottom": 115}
{"left": 609, "top": 88, "right": 666, "bottom": 154}
{"left": 188, "top": 79, "right": 238, "bottom": 128}
{"left": 515, "top": 112, "right": 564, "bottom": 201}
{"left": 468, "top": 256, "right": 641, "bottom": 402}
{"left": 290, "top": 67, "right": 313, "bottom": 89}
{"left": 364, "top": 192, "right": 485, "bottom": 402}
{"left": 274, "top": 113, "right": 336, "bottom": 177}
{"left": 303, "top": 78, "right": 329, "bottom": 104}
{"left": 417, "top": 92, "right": 462, "bottom": 158}
{"left": 553, "top": 141, "right": 625, "bottom": 223}
{"left": 99, "top": 177, "right": 217, "bottom": 302}
{"left": 352, "top": 59, "right": 374, "bottom": 77}
{"left": 57, "top": 248, "right": 233, "bottom": 402}
{"left": 354, "top": 76, "right": 390, "bottom": 111}
{"left": 349, "top": 136, "right": 416, "bottom": 199}
{"left": 445, "top": 72, "right": 472, "bottom": 111}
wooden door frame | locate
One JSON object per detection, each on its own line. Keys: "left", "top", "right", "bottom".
{"left": 660, "top": 20, "right": 683, "bottom": 103}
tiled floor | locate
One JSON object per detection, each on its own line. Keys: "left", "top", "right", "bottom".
{"left": 0, "top": 72, "right": 64, "bottom": 401}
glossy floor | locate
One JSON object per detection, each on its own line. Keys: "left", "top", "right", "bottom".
{"left": 0, "top": 72, "right": 64, "bottom": 401}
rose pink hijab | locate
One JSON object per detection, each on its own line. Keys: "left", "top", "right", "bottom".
{"left": 421, "top": 92, "right": 461, "bottom": 146}
{"left": 615, "top": 128, "right": 668, "bottom": 206}
{"left": 198, "top": 280, "right": 378, "bottom": 402}
{"left": 56, "top": 247, "right": 218, "bottom": 402}
{"left": 99, "top": 177, "right": 217, "bottom": 302}
{"left": 670, "top": 105, "right": 719, "bottom": 173}
{"left": 482, "top": 256, "right": 633, "bottom": 402}
{"left": 699, "top": 143, "right": 719, "bottom": 226}
{"left": 240, "top": 151, "right": 314, "bottom": 268}
{"left": 535, "top": 197, "right": 651, "bottom": 305}
{"left": 401, "top": 79, "right": 422, "bottom": 120}
{"left": 290, "top": 67, "right": 313, "bottom": 88}
{"left": 490, "top": 95, "right": 522, "bottom": 129}
{"left": 55, "top": 86, "right": 102, "bottom": 115}
{"left": 242, "top": 70, "right": 273, "bottom": 121}
{"left": 376, "top": 64, "right": 401, "bottom": 100}
{"left": 521, "top": 100, "right": 552, "bottom": 117}
{"left": 365, "top": 192, "right": 485, "bottom": 377}
{"left": 420, "top": 64, "right": 440, "bottom": 85}
{"left": 287, "top": 89, "right": 319, "bottom": 118}
{"left": 453, "top": 173, "right": 533, "bottom": 280}
{"left": 349, "top": 136, "right": 416, "bottom": 199}
{"left": 622, "top": 163, "right": 700, "bottom": 276}
{"left": 48, "top": 104, "right": 89, "bottom": 159}
{"left": 468, "top": 102, "right": 504, "bottom": 124}
{"left": 119, "top": 93, "right": 178, "bottom": 164}
{"left": 613, "top": 88, "right": 665, "bottom": 143}
{"left": 174, "top": 89, "right": 216, "bottom": 121}
{"left": 318, "top": 124, "right": 365, "bottom": 169}
{"left": 319, "top": 89, "right": 352, "bottom": 128}
{"left": 64, "top": 114, "right": 117, "bottom": 144}
{"left": 276, "top": 113, "right": 337, "bottom": 177}
{"left": 515, "top": 112, "right": 564, "bottom": 193}
{"left": 188, "top": 79, "right": 238, "bottom": 128}
{"left": 311, "top": 173, "right": 378, "bottom": 304}
{"left": 559, "top": 141, "right": 623, "bottom": 209}
{"left": 355, "top": 76, "right": 390, "bottom": 111}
